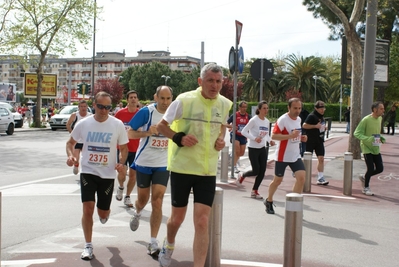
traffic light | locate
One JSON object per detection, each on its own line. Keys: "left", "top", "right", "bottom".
{"left": 86, "top": 84, "right": 91, "bottom": 95}
{"left": 77, "top": 83, "right": 82, "bottom": 94}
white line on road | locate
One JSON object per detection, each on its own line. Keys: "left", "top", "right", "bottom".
{"left": 1, "top": 258, "right": 56, "bottom": 266}
{"left": 221, "top": 259, "right": 282, "bottom": 266}
{"left": 303, "top": 193, "right": 356, "bottom": 200}
{"left": 0, "top": 174, "right": 73, "bottom": 190}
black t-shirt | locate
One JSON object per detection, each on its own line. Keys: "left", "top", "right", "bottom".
{"left": 304, "top": 110, "right": 326, "bottom": 143}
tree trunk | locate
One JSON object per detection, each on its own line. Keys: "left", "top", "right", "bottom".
{"left": 347, "top": 30, "right": 363, "bottom": 159}
{"left": 34, "top": 56, "right": 45, "bottom": 127}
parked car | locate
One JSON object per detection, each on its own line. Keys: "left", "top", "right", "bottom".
{"left": 0, "top": 102, "right": 23, "bottom": 128}
{"left": 0, "top": 106, "right": 15, "bottom": 135}
{"left": 49, "top": 105, "right": 91, "bottom": 131}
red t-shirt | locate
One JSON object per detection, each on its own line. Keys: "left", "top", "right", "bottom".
{"left": 115, "top": 107, "right": 139, "bottom": 152}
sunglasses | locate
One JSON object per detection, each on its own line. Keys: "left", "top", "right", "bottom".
{"left": 96, "top": 104, "right": 112, "bottom": 110}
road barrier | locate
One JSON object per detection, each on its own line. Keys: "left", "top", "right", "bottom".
{"left": 343, "top": 152, "right": 353, "bottom": 196}
{"left": 283, "top": 193, "right": 303, "bottom": 267}
{"left": 219, "top": 146, "right": 229, "bottom": 183}
{"left": 205, "top": 187, "right": 223, "bottom": 267}
{"left": 303, "top": 152, "right": 312, "bottom": 193}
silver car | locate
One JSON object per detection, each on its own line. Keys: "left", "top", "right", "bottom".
{"left": 0, "top": 102, "right": 23, "bottom": 128}
{"left": 49, "top": 105, "right": 91, "bottom": 131}
{"left": 0, "top": 106, "right": 15, "bottom": 135}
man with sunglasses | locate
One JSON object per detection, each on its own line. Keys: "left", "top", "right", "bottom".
{"left": 302, "top": 100, "right": 329, "bottom": 186}
{"left": 66, "top": 91, "right": 129, "bottom": 261}
{"left": 114, "top": 90, "right": 140, "bottom": 207}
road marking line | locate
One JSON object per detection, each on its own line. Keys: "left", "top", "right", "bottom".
{"left": 303, "top": 194, "right": 356, "bottom": 200}
{"left": 221, "top": 259, "right": 282, "bottom": 266}
{"left": 0, "top": 174, "right": 73, "bottom": 190}
{"left": 1, "top": 258, "right": 56, "bottom": 266}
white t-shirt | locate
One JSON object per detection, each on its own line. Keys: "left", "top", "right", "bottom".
{"left": 241, "top": 115, "right": 271, "bottom": 149}
{"left": 272, "top": 113, "right": 301, "bottom": 162}
{"left": 130, "top": 104, "right": 168, "bottom": 167}
{"left": 71, "top": 116, "right": 129, "bottom": 178}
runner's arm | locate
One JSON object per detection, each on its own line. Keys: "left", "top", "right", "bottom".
{"left": 66, "top": 113, "right": 76, "bottom": 133}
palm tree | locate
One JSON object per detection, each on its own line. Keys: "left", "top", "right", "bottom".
{"left": 283, "top": 54, "right": 327, "bottom": 102}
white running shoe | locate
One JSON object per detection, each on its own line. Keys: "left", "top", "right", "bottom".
{"left": 159, "top": 239, "right": 174, "bottom": 267}
{"left": 115, "top": 187, "right": 123, "bottom": 201}
{"left": 124, "top": 196, "right": 133, "bottom": 207}
{"left": 81, "top": 246, "right": 94, "bottom": 260}
{"left": 317, "top": 177, "right": 329, "bottom": 185}
{"left": 99, "top": 215, "right": 109, "bottom": 224}
{"left": 362, "top": 187, "right": 374, "bottom": 196}
{"left": 130, "top": 212, "right": 141, "bottom": 231}
{"left": 251, "top": 190, "right": 263, "bottom": 199}
{"left": 147, "top": 240, "right": 160, "bottom": 256}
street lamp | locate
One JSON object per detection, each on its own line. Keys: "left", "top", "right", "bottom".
{"left": 161, "top": 75, "right": 171, "bottom": 85}
{"left": 312, "top": 75, "right": 319, "bottom": 103}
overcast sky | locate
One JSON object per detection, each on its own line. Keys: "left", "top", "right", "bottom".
{"left": 68, "top": 0, "right": 342, "bottom": 67}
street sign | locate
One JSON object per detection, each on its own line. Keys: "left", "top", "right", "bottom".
{"left": 228, "top": 46, "right": 235, "bottom": 74}
{"left": 238, "top": 47, "right": 244, "bottom": 74}
{"left": 235, "top": 20, "right": 243, "bottom": 45}
{"left": 250, "top": 59, "right": 274, "bottom": 81}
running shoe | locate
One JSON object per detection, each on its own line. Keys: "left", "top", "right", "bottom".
{"left": 130, "top": 212, "right": 141, "bottom": 231}
{"left": 115, "top": 187, "right": 123, "bottom": 201}
{"left": 264, "top": 198, "right": 275, "bottom": 214}
{"left": 124, "top": 196, "right": 134, "bottom": 208}
{"left": 358, "top": 175, "right": 365, "bottom": 188}
{"left": 317, "top": 177, "right": 329, "bottom": 185}
{"left": 159, "top": 238, "right": 174, "bottom": 267}
{"left": 251, "top": 190, "right": 263, "bottom": 199}
{"left": 147, "top": 240, "right": 160, "bottom": 256}
{"left": 362, "top": 187, "right": 374, "bottom": 196}
{"left": 99, "top": 215, "right": 109, "bottom": 224}
{"left": 235, "top": 173, "right": 244, "bottom": 186}
{"left": 234, "top": 166, "right": 240, "bottom": 173}
{"left": 81, "top": 246, "right": 94, "bottom": 260}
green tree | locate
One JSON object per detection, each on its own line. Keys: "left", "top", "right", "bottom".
{"left": 283, "top": 54, "right": 326, "bottom": 102}
{"left": 303, "top": 0, "right": 366, "bottom": 158}
{"left": 128, "top": 62, "right": 172, "bottom": 100}
{"left": 321, "top": 56, "right": 341, "bottom": 103}
{"left": 0, "top": 0, "right": 97, "bottom": 127}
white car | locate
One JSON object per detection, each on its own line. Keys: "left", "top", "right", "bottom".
{"left": 49, "top": 105, "right": 91, "bottom": 131}
{"left": 0, "top": 102, "right": 23, "bottom": 128}
{"left": 0, "top": 106, "right": 15, "bottom": 135}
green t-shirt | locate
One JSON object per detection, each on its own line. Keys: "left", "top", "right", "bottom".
{"left": 354, "top": 114, "right": 385, "bottom": 154}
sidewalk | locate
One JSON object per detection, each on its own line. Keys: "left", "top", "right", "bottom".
{"left": 3, "top": 123, "right": 399, "bottom": 267}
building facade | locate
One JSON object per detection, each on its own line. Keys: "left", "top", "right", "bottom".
{"left": 0, "top": 50, "right": 200, "bottom": 99}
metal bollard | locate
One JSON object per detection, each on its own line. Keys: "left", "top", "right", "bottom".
{"left": 343, "top": 152, "right": 353, "bottom": 196}
{"left": 205, "top": 187, "right": 223, "bottom": 267}
{"left": 303, "top": 152, "right": 312, "bottom": 193}
{"left": 283, "top": 193, "right": 303, "bottom": 267}
{"left": 220, "top": 146, "right": 229, "bottom": 183}
{"left": 0, "top": 191, "right": 2, "bottom": 260}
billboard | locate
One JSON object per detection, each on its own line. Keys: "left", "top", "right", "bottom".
{"left": 24, "top": 73, "right": 57, "bottom": 98}
{"left": 0, "top": 83, "right": 16, "bottom": 102}
{"left": 341, "top": 36, "right": 390, "bottom": 87}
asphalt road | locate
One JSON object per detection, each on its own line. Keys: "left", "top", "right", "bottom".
{"left": 1, "top": 128, "right": 399, "bottom": 267}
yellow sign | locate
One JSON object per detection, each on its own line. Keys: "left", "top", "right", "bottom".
{"left": 24, "top": 73, "right": 57, "bottom": 98}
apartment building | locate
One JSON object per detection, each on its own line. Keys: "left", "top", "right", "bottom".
{"left": 0, "top": 50, "right": 201, "bottom": 94}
